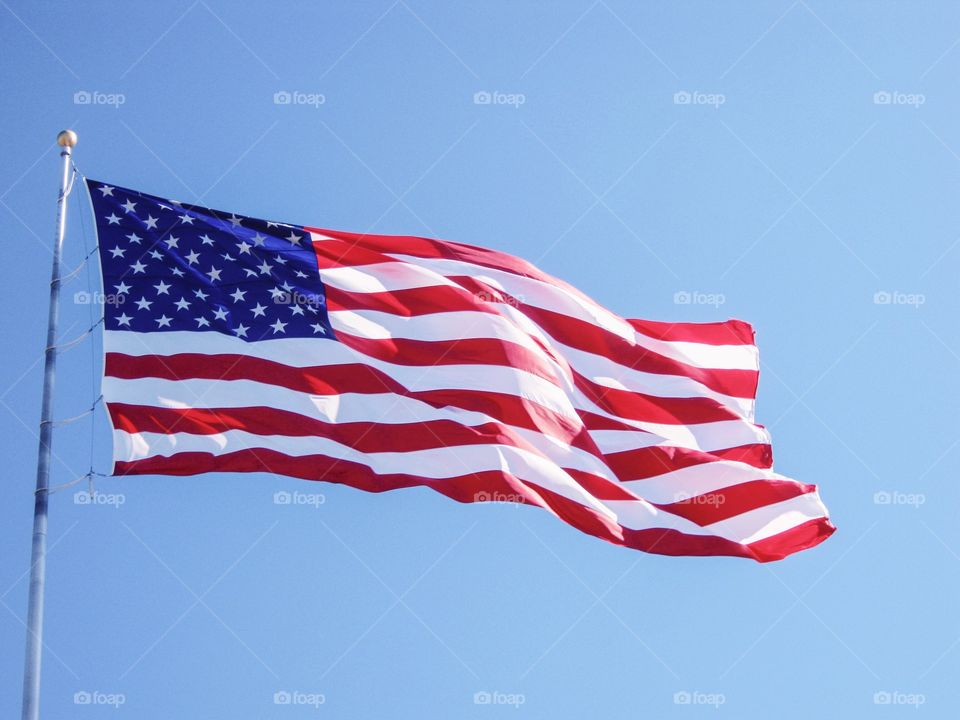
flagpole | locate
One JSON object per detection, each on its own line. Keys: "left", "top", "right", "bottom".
{"left": 21, "top": 129, "right": 77, "bottom": 720}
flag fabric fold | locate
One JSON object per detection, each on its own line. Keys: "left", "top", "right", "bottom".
{"left": 87, "top": 178, "right": 834, "bottom": 562}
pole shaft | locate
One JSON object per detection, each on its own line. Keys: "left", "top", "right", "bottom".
{"left": 21, "top": 143, "right": 73, "bottom": 720}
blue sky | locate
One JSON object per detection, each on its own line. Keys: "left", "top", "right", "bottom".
{"left": 2, "top": 1, "right": 959, "bottom": 717}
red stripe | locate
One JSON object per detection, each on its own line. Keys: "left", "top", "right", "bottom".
{"left": 113, "top": 447, "right": 833, "bottom": 561}
{"left": 651, "top": 480, "right": 816, "bottom": 526}
{"left": 605, "top": 443, "right": 773, "bottom": 481}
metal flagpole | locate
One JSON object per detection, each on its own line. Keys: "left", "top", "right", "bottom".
{"left": 21, "top": 129, "right": 78, "bottom": 720}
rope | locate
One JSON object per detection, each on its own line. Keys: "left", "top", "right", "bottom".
{"left": 40, "top": 470, "right": 110, "bottom": 496}
{"left": 46, "top": 317, "right": 103, "bottom": 353}
{"left": 40, "top": 395, "right": 102, "bottom": 428}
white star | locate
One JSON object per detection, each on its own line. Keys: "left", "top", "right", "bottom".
{"left": 125, "top": 232, "right": 142, "bottom": 244}
{"left": 257, "top": 260, "right": 273, "bottom": 275}
{"left": 131, "top": 260, "right": 147, "bottom": 273}
{"left": 221, "top": 252, "right": 235, "bottom": 262}
{"left": 251, "top": 303, "right": 267, "bottom": 318}
{"left": 185, "top": 250, "right": 201, "bottom": 265}
{"left": 295, "top": 270, "right": 307, "bottom": 279}
{"left": 170, "top": 266, "right": 185, "bottom": 277}
{"left": 165, "top": 236, "right": 179, "bottom": 248}
{"left": 109, "top": 246, "right": 125, "bottom": 258}
{"left": 116, "top": 313, "right": 132, "bottom": 327}
{"left": 149, "top": 249, "right": 163, "bottom": 260}
{"left": 212, "top": 307, "right": 228, "bottom": 321}
{"left": 98, "top": 185, "right": 115, "bottom": 196}
{"left": 243, "top": 268, "right": 258, "bottom": 278}
{"left": 156, "top": 315, "right": 172, "bottom": 328}
{"left": 114, "top": 281, "right": 131, "bottom": 294}
{"left": 286, "top": 231, "right": 301, "bottom": 244}
{"left": 228, "top": 215, "right": 243, "bottom": 227}
{"left": 275, "top": 256, "right": 288, "bottom": 265}
{"left": 230, "top": 287, "right": 247, "bottom": 303}
{"left": 266, "top": 221, "right": 278, "bottom": 228}
{"left": 280, "top": 281, "right": 293, "bottom": 292}
{"left": 236, "top": 240, "right": 252, "bottom": 254}
{"left": 196, "top": 316, "right": 211, "bottom": 328}
{"left": 291, "top": 305, "right": 305, "bottom": 316}
{"left": 200, "top": 234, "right": 215, "bottom": 246}
{"left": 310, "top": 323, "right": 326, "bottom": 335}
{"left": 194, "top": 288, "right": 209, "bottom": 300}
{"left": 269, "top": 287, "right": 286, "bottom": 301}
{"left": 135, "top": 297, "right": 152, "bottom": 311}
{"left": 121, "top": 199, "right": 136, "bottom": 213}
{"left": 144, "top": 215, "right": 158, "bottom": 230}
{"left": 251, "top": 233, "right": 266, "bottom": 246}
{"left": 154, "top": 280, "right": 171, "bottom": 295}
{"left": 174, "top": 297, "right": 190, "bottom": 311}
{"left": 105, "top": 213, "right": 121, "bottom": 225}
{"left": 206, "top": 266, "right": 222, "bottom": 282}
{"left": 234, "top": 323, "right": 249, "bottom": 338}
{"left": 270, "top": 319, "right": 287, "bottom": 334}
{"left": 179, "top": 214, "right": 195, "bottom": 224}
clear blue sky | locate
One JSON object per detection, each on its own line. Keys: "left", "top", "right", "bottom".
{"left": 2, "top": 1, "right": 958, "bottom": 717}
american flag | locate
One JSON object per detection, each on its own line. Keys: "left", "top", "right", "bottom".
{"left": 88, "top": 178, "right": 834, "bottom": 562}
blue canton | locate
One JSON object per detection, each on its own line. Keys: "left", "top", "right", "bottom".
{"left": 87, "top": 179, "right": 335, "bottom": 342}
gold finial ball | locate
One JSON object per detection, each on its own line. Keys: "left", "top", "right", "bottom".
{"left": 56, "top": 129, "right": 78, "bottom": 147}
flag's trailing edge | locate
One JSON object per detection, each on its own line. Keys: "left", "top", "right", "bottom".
{"left": 86, "top": 178, "right": 835, "bottom": 562}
